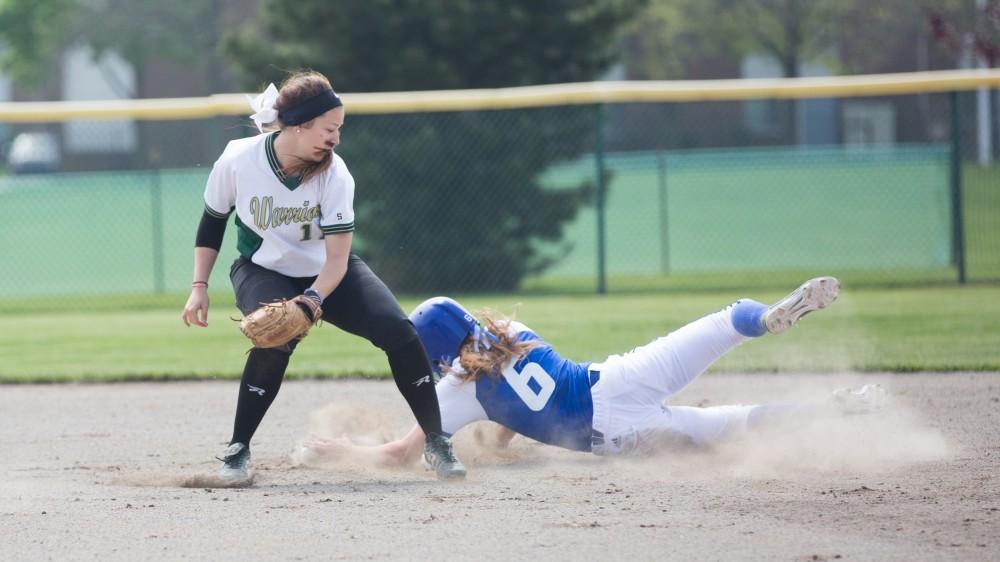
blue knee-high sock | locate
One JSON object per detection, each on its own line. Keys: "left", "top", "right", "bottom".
{"left": 730, "top": 299, "right": 768, "bottom": 338}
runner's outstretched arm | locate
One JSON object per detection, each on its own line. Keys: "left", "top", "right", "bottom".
{"left": 305, "top": 424, "right": 425, "bottom": 467}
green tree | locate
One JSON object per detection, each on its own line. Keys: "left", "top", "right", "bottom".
{"left": 225, "top": 0, "right": 645, "bottom": 291}
{"left": 624, "top": 0, "right": 854, "bottom": 142}
{"left": 624, "top": 0, "right": 720, "bottom": 80}
{"left": 625, "top": 0, "right": 951, "bottom": 142}
{"left": 0, "top": 0, "right": 73, "bottom": 86}
{"left": 0, "top": 0, "right": 235, "bottom": 169}
{"left": 722, "top": 0, "right": 847, "bottom": 78}
{"left": 0, "top": 0, "right": 218, "bottom": 93}
{"left": 626, "top": 0, "right": 849, "bottom": 81}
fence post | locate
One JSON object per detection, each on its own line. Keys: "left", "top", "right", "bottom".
{"left": 594, "top": 103, "right": 607, "bottom": 295}
{"left": 657, "top": 149, "right": 669, "bottom": 274}
{"left": 949, "top": 91, "right": 967, "bottom": 284}
{"left": 150, "top": 169, "right": 166, "bottom": 294}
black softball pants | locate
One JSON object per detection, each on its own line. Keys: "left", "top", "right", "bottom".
{"left": 226, "top": 254, "right": 442, "bottom": 446}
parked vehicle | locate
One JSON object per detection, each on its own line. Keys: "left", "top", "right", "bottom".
{"left": 7, "top": 132, "right": 61, "bottom": 174}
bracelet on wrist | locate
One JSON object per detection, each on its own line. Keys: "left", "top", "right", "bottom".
{"left": 303, "top": 287, "right": 323, "bottom": 305}
{"left": 191, "top": 281, "right": 208, "bottom": 288}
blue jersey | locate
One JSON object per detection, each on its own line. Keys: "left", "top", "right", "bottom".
{"left": 435, "top": 323, "right": 596, "bottom": 452}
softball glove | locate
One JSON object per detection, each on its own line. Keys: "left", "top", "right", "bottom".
{"left": 239, "top": 296, "right": 321, "bottom": 349}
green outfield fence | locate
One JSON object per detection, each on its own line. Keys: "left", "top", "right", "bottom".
{"left": 1, "top": 70, "right": 999, "bottom": 300}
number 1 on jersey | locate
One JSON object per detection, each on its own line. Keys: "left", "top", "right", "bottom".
{"left": 300, "top": 223, "right": 325, "bottom": 241}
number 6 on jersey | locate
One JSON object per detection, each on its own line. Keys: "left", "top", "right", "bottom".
{"left": 502, "top": 362, "right": 556, "bottom": 411}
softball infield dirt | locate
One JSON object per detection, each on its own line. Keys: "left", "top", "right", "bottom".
{"left": 2, "top": 373, "right": 998, "bottom": 561}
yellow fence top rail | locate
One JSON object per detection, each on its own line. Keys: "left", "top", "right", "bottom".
{"left": 1, "top": 69, "right": 999, "bottom": 122}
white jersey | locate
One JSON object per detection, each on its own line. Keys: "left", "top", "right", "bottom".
{"left": 203, "top": 132, "right": 355, "bottom": 277}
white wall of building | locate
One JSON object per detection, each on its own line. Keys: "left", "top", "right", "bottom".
{"left": 61, "top": 45, "right": 137, "bottom": 154}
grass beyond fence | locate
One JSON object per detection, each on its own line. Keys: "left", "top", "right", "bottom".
{"left": 540, "top": 145, "right": 955, "bottom": 276}
{"left": 2, "top": 147, "right": 997, "bottom": 301}
{"left": 1, "top": 283, "right": 998, "bottom": 382}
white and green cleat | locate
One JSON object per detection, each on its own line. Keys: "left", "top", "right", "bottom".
{"left": 218, "top": 442, "right": 252, "bottom": 483}
{"left": 423, "top": 432, "right": 467, "bottom": 480}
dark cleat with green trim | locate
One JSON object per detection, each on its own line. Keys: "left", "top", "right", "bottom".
{"left": 217, "top": 442, "right": 252, "bottom": 484}
{"left": 423, "top": 432, "right": 467, "bottom": 480}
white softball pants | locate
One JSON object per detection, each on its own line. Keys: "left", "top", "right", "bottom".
{"left": 589, "top": 306, "right": 760, "bottom": 455}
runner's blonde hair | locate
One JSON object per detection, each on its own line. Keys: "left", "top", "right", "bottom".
{"left": 445, "top": 309, "right": 538, "bottom": 381}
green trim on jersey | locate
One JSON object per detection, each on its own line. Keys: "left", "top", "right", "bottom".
{"left": 265, "top": 132, "right": 303, "bottom": 190}
{"left": 204, "top": 203, "right": 232, "bottom": 219}
{"left": 320, "top": 222, "right": 355, "bottom": 235}
{"left": 235, "top": 214, "right": 264, "bottom": 259}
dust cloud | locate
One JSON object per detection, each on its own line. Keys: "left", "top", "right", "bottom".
{"left": 291, "top": 376, "right": 950, "bottom": 483}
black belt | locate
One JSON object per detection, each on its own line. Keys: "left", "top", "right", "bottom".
{"left": 589, "top": 368, "right": 602, "bottom": 450}
{"left": 591, "top": 429, "right": 605, "bottom": 448}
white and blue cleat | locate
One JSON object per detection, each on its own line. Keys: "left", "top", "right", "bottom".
{"left": 730, "top": 276, "right": 840, "bottom": 337}
{"left": 762, "top": 276, "right": 840, "bottom": 335}
{"left": 832, "top": 384, "right": 888, "bottom": 414}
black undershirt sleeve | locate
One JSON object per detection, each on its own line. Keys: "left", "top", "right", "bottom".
{"left": 195, "top": 208, "right": 229, "bottom": 250}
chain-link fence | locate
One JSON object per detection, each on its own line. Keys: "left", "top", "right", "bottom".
{"left": 1, "top": 84, "right": 998, "bottom": 302}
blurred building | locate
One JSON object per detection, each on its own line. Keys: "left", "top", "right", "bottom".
{"left": 1, "top": 0, "right": 259, "bottom": 172}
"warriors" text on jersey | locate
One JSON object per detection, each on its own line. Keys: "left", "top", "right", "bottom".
{"left": 249, "top": 196, "right": 321, "bottom": 231}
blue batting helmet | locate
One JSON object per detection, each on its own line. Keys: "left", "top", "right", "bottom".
{"left": 409, "top": 297, "right": 479, "bottom": 373}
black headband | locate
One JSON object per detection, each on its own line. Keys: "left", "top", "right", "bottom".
{"left": 278, "top": 89, "right": 343, "bottom": 126}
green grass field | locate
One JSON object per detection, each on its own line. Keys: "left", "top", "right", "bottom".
{"left": 1, "top": 283, "right": 998, "bottom": 382}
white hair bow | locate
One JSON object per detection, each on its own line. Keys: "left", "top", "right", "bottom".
{"left": 246, "top": 83, "right": 279, "bottom": 133}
